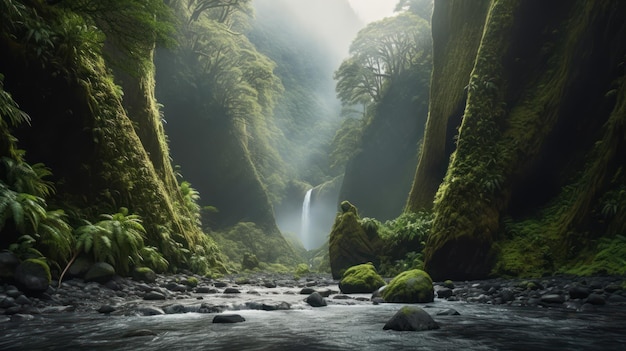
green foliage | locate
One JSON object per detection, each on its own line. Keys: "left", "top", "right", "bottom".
{"left": 565, "top": 235, "right": 626, "bottom": 276}
{"left": 379, "top": 251, "right": 424, "bottom": 278}
{"left": 8, "top": 234, "right": 44, "bottom": 260}
{"left": 35, "top": 209, "right": 74, "bottom": 265}
{"left": 59, "top": 0, "right": 177, "bottom": 74}
{"left": 241, "top": 251, "right": 259, "bottom": 270}
{"left": 139, "top": 245, "right": 169, "bottom": 273}
{"left": 73, "top": 208, "right": 146, "bottom": 275}
{"left": 0, "top": 75, "right": 31, "bottom": 158}
{"left": 0, "top": 183, "right": 46, "bottom": 234}
{"left": 328, "top": 117, "right": 363, "bottom": 172}
{"left": 378, "top": 212, "right": 433, "bottom": 254}
{"left": 212, "top": 222, "right": 300, "bottom": 267}
{"left": 334, "top": 12, "right": 431, "bottom": 108}
{"left": 294, "top": 263, "right": 310, "bottom": 276}
{"left": 179, "top": 181, "right": 202, "bottom": 225}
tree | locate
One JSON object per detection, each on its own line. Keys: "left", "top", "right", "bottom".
{"left": 334, "top": 12, "right": 431, "bottom": 109}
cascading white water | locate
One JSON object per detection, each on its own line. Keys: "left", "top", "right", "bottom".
{"left": 300, "top": 188, "right": 313, "bottom": 250}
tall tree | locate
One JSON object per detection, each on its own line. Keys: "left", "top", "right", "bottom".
{"left": 334, "top": 12, "right": 431, "bottom": 110}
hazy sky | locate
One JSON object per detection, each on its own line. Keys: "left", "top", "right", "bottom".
{"left": 347, "top": 0, "right": 397, "bottom": 24}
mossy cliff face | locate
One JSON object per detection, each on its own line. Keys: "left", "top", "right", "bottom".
{"left": 406, "top": 0, "right": 491, "bottom": 212}
{"left": 0, "top": 2, "right": 224, "bottom": 272}
{"left": 329, "top": 201, "right": 381, "bottom": 279}
{"left": 414, "top": 0, "right": 626, "bottom": 280}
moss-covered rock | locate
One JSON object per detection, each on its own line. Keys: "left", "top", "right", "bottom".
{"left": 15, "top": 258, "right": 51, "bottom": 293}
{"left": 132, "top": 267, "right": 157, "bottom": 283}
{"left": 339, "top": 263, "right": 385, "bottom": 294}
{"left": 183, "top": 276, "right": 199, "bottom": 287}
{"left": 382, "top": 269, "right": 434, "bottom": 303}
{"left": 329, "top": 201, "right": 379, "bottom": 279}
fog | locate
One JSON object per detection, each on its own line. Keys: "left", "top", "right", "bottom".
{"left": 251, "top": 0, "right": 375, "bottom": 250}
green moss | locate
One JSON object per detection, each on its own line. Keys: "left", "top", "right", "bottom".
{"left": 184, "top": 276, "right": 199, "bottom": 287}
{"left": 339, "top": 263, "right": 385, "bottom": 294}
{"left": 381, "top": 269, "right": 434, "bottom": 303}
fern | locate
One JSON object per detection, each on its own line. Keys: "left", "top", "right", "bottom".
{"left": 0, "top": 156, "right": 54, "bottom": 198}
{"left": 139, "top": 246, "right": 169, "bottom": 273}
{"left": 179, "top": 181, "right": 202, "bottom": 225}
{"left": 95, "top": 207, "right": 146, "bottom": 275}
{"left": 0, "top": 183, "right": 46, "bottom": 234}
{"left": 35, "top": 209, "right": 74, "bottom": 265}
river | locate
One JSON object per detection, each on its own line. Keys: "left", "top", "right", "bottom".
{"left": 1, "top": 295, "right": 625, "bottom": 350}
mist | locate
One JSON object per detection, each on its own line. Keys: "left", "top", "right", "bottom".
{"left": 250, "top": 0, "right": 367, "bottom": 249}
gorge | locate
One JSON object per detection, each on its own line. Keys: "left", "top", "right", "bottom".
{"left": 1, "top": 0, "right": 626, "bottom": 349}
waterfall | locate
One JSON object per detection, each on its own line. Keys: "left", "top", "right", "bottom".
{"left": 301, "top": 188, "right": 313, "bottom": 250}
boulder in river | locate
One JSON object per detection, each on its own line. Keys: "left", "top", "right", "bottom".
{"left": 382, "top": 269, "right": 434, "bottom": 303}
{"left": 213, "top": 314, "right": 245, "bottom": 323}
{"left": 383, "top": 306, "right": 439, "bottom": 331}
{"left": 306, "top": 292, "right": 327, "bottom": 307}
{"left": 339, "top": 262, "right": 385, "bottom": 294}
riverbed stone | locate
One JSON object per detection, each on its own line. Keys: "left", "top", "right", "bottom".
{"left": 383, "top": 306, "right": 439, "bottom": 331}
{"left": 306, "top": 292, "right": 327, "bottom": 307}
{"left": 132, "top": 267, "right": 157, "bottom": 283}
{"left": 436, "top": 308, "right": 460, "bottom": 316}
{"left": 97, "top": 305, "right": 116, "bottom": 314}
{"left": 67, "top": 256, "right": 92, "bottom": 278}
{"left": 299, "top": 287, "right": 316, "bottom": 295}
{"left": 569, "top": 285, "right": 591, "bottom": 299}
{"left": 382, "top": 269, "right": 434, "bottom": 303}
{"left": 84, "top": 262, "right": 115, "bottom": 284}
{"left": 143, "top": 291, "right": 166, "bottom": 300}
{"left": 163, "top": 304, "right": 187, "bottom": 314}
{"left": 436, "top": 288, "right": 453, "bottom": 299}
{"left": 585, "top": 293, "right": 606, "bottom": 305}
{"left": 540, "top": 294, "right": 565, "bottom": 304}
{"left": 138, "top": 306, "right": 165, "bottom": 316}
{"left": 213, "top": 314, "right": 245, "bottom": 323}
{"left": 339, "top": 263, "right": 385, "bottom": 294}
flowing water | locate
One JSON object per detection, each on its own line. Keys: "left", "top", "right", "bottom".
{"left": 1, "top": 297, "right": 625, "bottom": 351}
{"left": 300, "top": 188, "right": 313, "bottom": 250}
